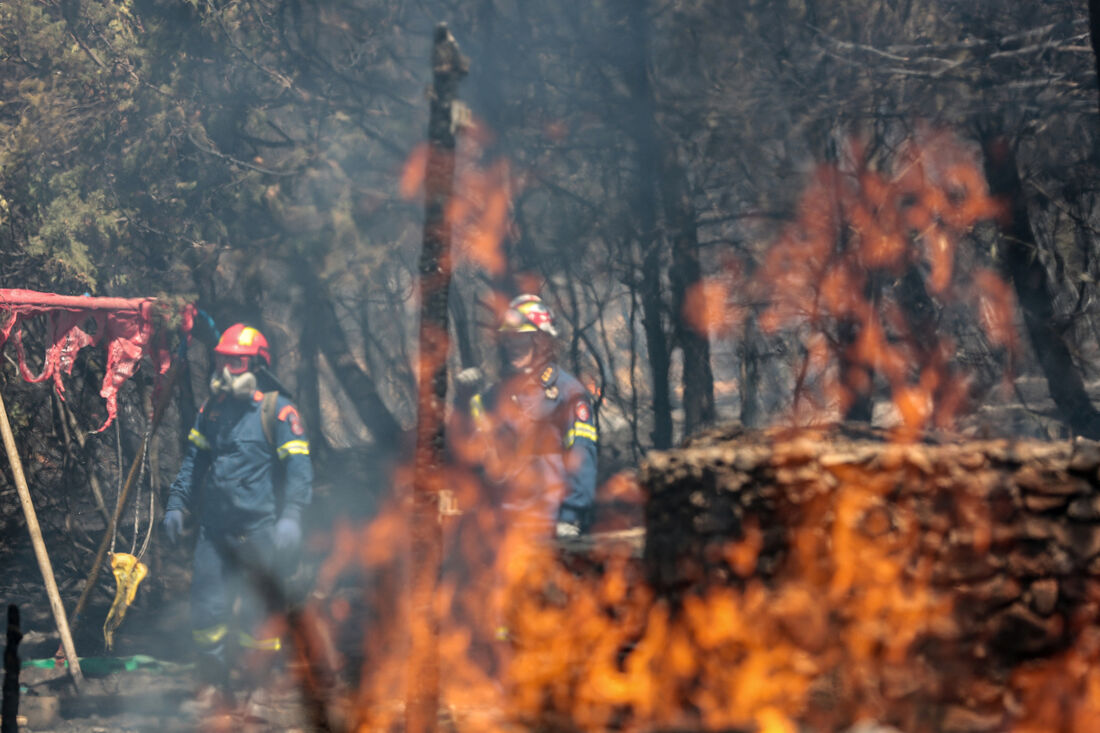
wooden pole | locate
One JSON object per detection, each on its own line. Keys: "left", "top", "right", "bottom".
{"left": 0, "top": 391, "right": 83, "bottom": 689}
{"left": 407, "top": 23, "right": 467, "bottom": 733}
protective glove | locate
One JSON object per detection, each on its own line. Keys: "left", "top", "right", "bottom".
{"left": 273, "top": 516, "right": 302, "bottom": 554}
{"left": 456, "top": 367, "right": 484, "bottom": 389}
{"left": 555, "top": 521, "right": 581, "bottom": 539}
{"left": 162, "top": 509, "right": 184, "bottom": 546}
{"left": 455, "top": 367, "right": 484, "bottom": 401}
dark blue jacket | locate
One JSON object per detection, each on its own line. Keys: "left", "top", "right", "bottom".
{"left": 469, "top": 363, "right": 597, "bottom": 527}
{"left": 166, "top": 391, "right": 312, "bottom": 534}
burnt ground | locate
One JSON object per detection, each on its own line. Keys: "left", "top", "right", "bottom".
{"left": 6, "top": 559, "right": 212, "bottom": 733}
{"left": 0, "top": 446, "right": 395, "bottom": 733}
{"left": 4, "top": 542, "right": 331, "bottom": 732}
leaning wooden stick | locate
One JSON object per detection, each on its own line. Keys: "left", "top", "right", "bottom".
{"left": 0, "top": 392, "right": 84, "bottom": 689}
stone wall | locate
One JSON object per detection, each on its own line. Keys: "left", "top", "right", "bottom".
{"left": 641, "top": 425, "right": 1100, "bottom": 732}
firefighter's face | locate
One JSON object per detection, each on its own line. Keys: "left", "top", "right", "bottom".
{"left": 214, "top": 353, "right": 251, "bottom": 375}
{"left": 502, "top": 332, "right": 536, "bottom": 370}
{"left": 210, "top": 364, "right": 257, "bottom": 399}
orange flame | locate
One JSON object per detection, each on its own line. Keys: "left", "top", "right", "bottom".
{"left": 269, "top": 125, "right": 1051, "bottom": 733}
{"left": 400, "top": 143, "right": 431, "bottom": 199}
{"left": 683, "top": 277, "right": 743, "bottom": 338}
{"left": 705, "top": 128, "right": 1016, "bottom": 433}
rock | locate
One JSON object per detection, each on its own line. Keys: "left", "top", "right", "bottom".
{"left": 955, "top": 575, "right": 1022, "bottom": 612}
{"left": 1006, "top": 546, "right": 1073, "bottom": 578}
{"left": 1067, "top": 495, "right": 1100, "bottom": 521}
{"left": 1026, "top": 578, "right": 1059, "bottom": 616}
{"left": 989, "top": 602, "right": 1065, "bottom": 655}
{"left": 1069, "top": 438, "right": 1100, "bottom": 472}
{"left": 940, "top": 704, "right": 1004, "bottom": 732}
{"left": 1022, "top": 492, "right": 1070, "bottom": 513}
{"left": 1068, "top": 523, "right": 1100, "bottom": 560}
{"left": 1013, "top": 465, "right": 1085, "bottom": 496}
{"left": 844, "top": 722, "right": 905, "bottom": 733}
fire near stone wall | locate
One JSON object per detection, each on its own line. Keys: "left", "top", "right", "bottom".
{"left": 640, "top": 425, "right": 1100, "bottom": 732}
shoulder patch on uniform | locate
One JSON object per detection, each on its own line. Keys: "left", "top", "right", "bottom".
{"left": 539, "top": 364, "right": 558, "bottom": 387}
{"left": 575, "top": 401, "right": 590, "bottom": 422}
{"left": 286, "top": 408, "right": 305, "bottom": 436}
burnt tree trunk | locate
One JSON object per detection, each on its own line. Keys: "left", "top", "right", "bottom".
{"left": 662, "top": 148, "right": 716, "bottom": 438}
{"left": 641, "top": 249, "right": 672, "bottom": 449}
{"left": 295, "top": 291, "right": 330, "bottom": 462}
{"left": 294, "top": 262, "right": 404, "bottom": 448}
{"left": 407, "top": 24, "right": 467, "bottom": 733}
{"left": 981, "top": 134, "right": 1100, "bottom": 439}
{"left": 1090, "top": 0, "right": 1100, "bottom": 124}
{"left": 740, "top": 315, "right": 763, "bottom": 427}
{"left": 624, "top": 0, "right": 672, "bottom": 449}
{"left": 835, "top": 263, "right": 875, "bottom": 423}
{"left": 825, "top": 140, "right": 874, "bottom": 424}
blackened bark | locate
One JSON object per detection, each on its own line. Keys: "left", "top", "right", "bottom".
{"left": 662, "top": 148, "right": 716, "bottom": 437}
{"left": 2, "top": 605, "right": 19, "bottom": 733}
{"left": 641, "top": 248, "right": 672, "bottom": 449}
{"left": 838, "top": 315, "right": 874, "bottom": 422}
{"left": 624, "top": 0, "right": 673, "bottom": 449}
{"left": 836, "top": 232, "right": 875, "bottom": 423}
{"left": 819, "top": 138, "right": 874, "bottom": 424}
{"left": 982, "top": 135, "right": 1100, "bottom": 438}
{"left": 407, "top": 24, "right": 467, "bottom": 733}
{"left": 740, "top": 315, "right": 762, "bottom": 427}
{"left": 1090, "top": 0, "right": 1100, "bottom": 123}
{"left": 295, "top": 301, "right": 330, "bottom": 462}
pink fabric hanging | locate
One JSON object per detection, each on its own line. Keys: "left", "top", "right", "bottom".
{"left": 0, "top": 289, "right": 194, "bottom": 431}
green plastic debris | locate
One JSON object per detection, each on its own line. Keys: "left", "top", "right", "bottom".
{"left": 22, "top": 655, "right": 188, "bottom": 675}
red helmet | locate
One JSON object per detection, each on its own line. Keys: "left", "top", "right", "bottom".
{"left": 214, "top": 323, "right": 270, "bottom": 374}
{"left": 499, "top": 294, "right": 558, "bottom": 337}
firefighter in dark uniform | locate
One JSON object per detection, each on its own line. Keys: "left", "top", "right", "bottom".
{"left": 456, "top": 294, "right": 597, "bottom": 538}
{"left": 162, "top": 323, "right": 312, "bottom": 712}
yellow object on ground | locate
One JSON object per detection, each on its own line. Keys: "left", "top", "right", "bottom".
{"left": 103, "top": 552, "right": 148, "bottom": 650}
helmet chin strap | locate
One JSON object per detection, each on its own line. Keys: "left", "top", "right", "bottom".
{"left": 209, "top": 367, "right": 258, "bottom": 399}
